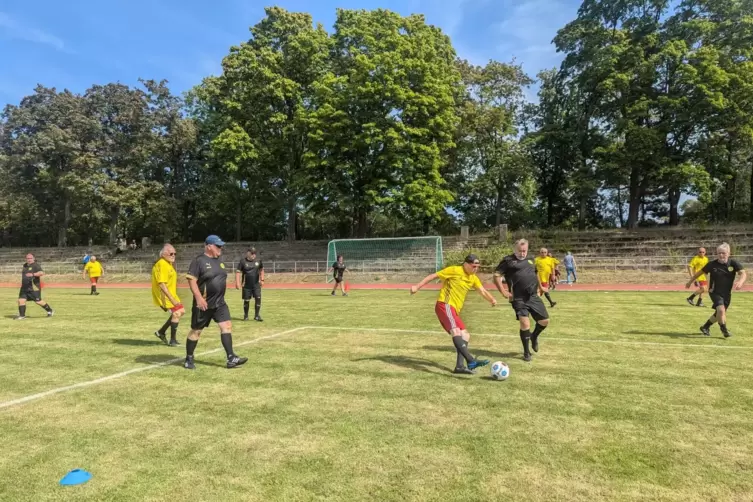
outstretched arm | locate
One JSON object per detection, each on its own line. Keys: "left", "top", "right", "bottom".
{"left": 493, "top": 274, "right": 510, "bottom": 299}
{"left": 476, "top": 285, "right": 497, "bottom": 306}
{"left": 686, "top": 270, "right": 704, "bottom": 288}
{"left": 411, "top": 273, "right": 439, "bottom": 294}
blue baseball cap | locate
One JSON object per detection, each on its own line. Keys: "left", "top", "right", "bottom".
{"left": 205, "top": 235, "right": 226, "bottom": 247}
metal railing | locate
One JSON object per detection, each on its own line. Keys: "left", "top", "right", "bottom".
{"left": 0, "top": 255, "right": 748, "bottom": 276}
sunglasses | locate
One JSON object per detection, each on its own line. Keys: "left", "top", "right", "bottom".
{"left": 167, "top": 252, "right": 176, "bottom": 256}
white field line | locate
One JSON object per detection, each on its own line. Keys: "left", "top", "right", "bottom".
{"left": 0, "top": 327, "right": 307, "bottom": 411}
{"left": 303, "top": 326, "right": 753, "bottom": 350}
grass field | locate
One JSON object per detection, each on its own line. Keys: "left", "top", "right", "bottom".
{"left": 0, "top": 287, "right": 752, "bottom": 501}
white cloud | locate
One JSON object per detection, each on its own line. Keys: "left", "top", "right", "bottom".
{"left": 494, "top": 0, "right": 577, "bottom": 74}
{"left": 0, "top": 11, "right": 71, "bottom": 53}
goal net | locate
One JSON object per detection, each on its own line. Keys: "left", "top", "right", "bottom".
{"left": 325, "top": 237, "right": 444, "bottom": 282}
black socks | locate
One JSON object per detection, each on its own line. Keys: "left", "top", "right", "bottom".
{"left": 19, "top": 305, "right": 26, "bottom": 317}
{"left": 532, "top": 323, "right": 546, "bottom": 339}
{"left": 255, "top": 298, "right": 261, "bottom": 318}
{"left": 243, "top": 301, "right": 250, "bottom": 318}
{"left": 221, "top": 332, "right": 234, "bottom": 358}
{"left": 186, "top": 338, "right": 198, "bottom": 357}
{"left": 170, "top": 322, "right": 179, "bottom": 342}
{"left": 520, "top": 329, "right": 531, "bottom": 355}
{"left": 452, "top": 336, "right": 474, "bottom": 365}
{"left": 158, "top": 317, "right": 172, "bottom": 336}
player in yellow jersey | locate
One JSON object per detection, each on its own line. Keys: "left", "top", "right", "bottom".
{"left": 686, "top": 247, "right": 709, "bottom": 307}
{"left": 534, "top": 248, "right": 557, "bottom": 308}
{"left": 151, "top": 244, "right": 184, "bottom": 346}
{"left": 411, "top": 254, "right": 497, "bottom": 375}
{"left": 83, "top": 256, "right": 104, "bottom": 295}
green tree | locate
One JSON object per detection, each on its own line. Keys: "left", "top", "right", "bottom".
{"left": 307, "top": 9, "right": 461, "bottom": 237}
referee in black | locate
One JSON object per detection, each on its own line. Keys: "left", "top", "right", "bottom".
{"left": 235, "top": 247, "right": 264, "bottom": 322}
{"left": 493, "top": 239, "right": 550, "bottom": 362}
{"left": 184, "top": 235, "right": 248, "bottom": 370}
{"left": 686, "top": 242, "right": 746, "bottom": 338}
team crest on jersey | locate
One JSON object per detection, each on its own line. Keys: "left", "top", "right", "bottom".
{"left": 728, "top": 266, "right": 734, "bottom": 272}
{"left": 528, "top": 260, "right": 534, "bottom": 265}
{"left": 255, "top": 262, "right": 259, "bottom": 267}
{"left": 220, "top": 263, "right": 226, "bottom": 269}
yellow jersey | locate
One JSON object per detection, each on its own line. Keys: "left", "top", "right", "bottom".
{"left": 84, "top": 261, "right": 103, "bottom": 278}
{"left": 534, "top": 256, "right": 557, "bottom": 283}
{"left": 152, "top": 258, "right": 181, "bottom": 308}
{"left": 689, "top": 255, "right": 709, "bottom": 282}
{"left": 436, "top": 265, "right": 482, "bottom": 312}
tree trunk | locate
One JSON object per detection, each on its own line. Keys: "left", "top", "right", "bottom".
{"left": 287, "top": 196, "right": 297, "bottom": 242}
{"left": 356, "top": 207, "right": 368, "bottom": 238}
{"left": 57, "top": 198, "right": 71, "bottom": 247}
{"left": 109, "top": 207, "right": 119, "bottom": 246}
{"left": 547, "top": 194, "right": 554, "bottom": 227}
{"left": 616, "top": 185, "right": 625, "bottom": 227}
{"left": 235, "top": 203, "right": 242, "bottom": 242}
{"left": 578, "top": 195, "right": 587, "bottom": 230}
{"left": 626, "top": 168, "right": 641, "bottom": 229}
{"left": 495, "top": 188, "right": 503, "bottom": 227}
{"left": 668, "top": 188, "right": 681, "bottom": 226}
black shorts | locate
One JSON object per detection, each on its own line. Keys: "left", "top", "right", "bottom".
{"left": 18, "top": 289, "right": 41, "bottom": 302}
{"left": 511, "top": 295, "right": 549, "bottom": 322}
{"left": 191, "top": 303, "right": 232, "bottom": 330}
{"left": 334, "top": 277, "right": 344, "bottom": 284}
{"left": 709, "top": 293, "right": 731, "bottom": 310}
{"left": 242, "top": 285, "right": 261, "bottom": 300}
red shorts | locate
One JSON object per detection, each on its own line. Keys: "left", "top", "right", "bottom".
{"left": 435, "top": 302, "right": 465, "bottom": 333}
{"left": 540, "top": 283, "right": 549, "bottom": 288}
{"left": 698, "top": 280, "right": 708, "bottom": 287}
{"left": 90, "top": 277, "right": 99, "bottom": 284}
{"left": 169, "top": 303, "right": 184, "bottom": 313}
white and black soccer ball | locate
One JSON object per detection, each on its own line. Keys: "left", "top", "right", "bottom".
{"left": 490, "top": 361, "right": 510, "bottom": 381}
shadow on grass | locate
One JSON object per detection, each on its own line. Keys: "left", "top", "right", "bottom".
{"left": 622, "top": 329, "right": 724, "bottom": 340}
{"left": 354, "top": 355, "right": 456, "bottom": 378}
{"left": 422, "top": 345, "right": 522, "bottom": 361}
{"left": 133, "top": 354, "right": 227, "bottom": 368}
{"left": 113, "top": 338, "right": 164, "bottom": 347}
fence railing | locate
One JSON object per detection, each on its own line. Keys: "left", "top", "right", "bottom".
{"left": 0, "top": 255, "right": 749, "bottom": 276}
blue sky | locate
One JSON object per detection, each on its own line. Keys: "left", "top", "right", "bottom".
{"left": 0, "top": 0, "right": 581, "bottom": 107}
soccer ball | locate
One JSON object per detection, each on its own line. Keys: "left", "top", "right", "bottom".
{"left": 490, "top": 361, "right": 510, "bottom": 381}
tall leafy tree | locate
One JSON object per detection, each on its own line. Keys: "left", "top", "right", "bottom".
{"left": 307, "top": 9, "right": 461, "bottom": 237}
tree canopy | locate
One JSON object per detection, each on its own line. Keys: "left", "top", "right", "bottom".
{"left": 1, "top": 2, "right": 752, "bottom": 247}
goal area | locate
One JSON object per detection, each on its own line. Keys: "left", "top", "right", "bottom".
{"left": 325, "top": 237, "right": 444, "bottom": 282}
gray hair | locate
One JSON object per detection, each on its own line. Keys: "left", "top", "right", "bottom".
{"left": 515, "top": 239, "right": 529, "bottom": 249}
{"left": 717, "top": 242, "right": 731, "bottom": 254}
{"left": 160, "top": 244, "right": 175, "bottom": 257}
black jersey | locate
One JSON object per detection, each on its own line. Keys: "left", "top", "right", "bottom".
{"left": 494, "top": 254, "right": 539, "bottom": 298}
{"left": 21, "top": 262, "right": 42, "bottom": 291}
{"left": 238, "top": 257, "right": 263, "bottom": 286}
{"left": 332, "top": 262, "right": 347, "bottom": 280}
{"left": 187, "top": 254, "right": 228, "bottom": 308}
{"left": 703, "top": 259, "right": 744, "bottom": 298}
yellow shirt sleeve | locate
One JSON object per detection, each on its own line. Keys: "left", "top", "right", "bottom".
{"left": 156, "top": 261, "right": 170, "bottom": 284}
{"left": 472, "top": 274, "right": 483, "bottom": 289}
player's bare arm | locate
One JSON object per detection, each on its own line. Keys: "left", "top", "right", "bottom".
{"left": 493, "top": 274, "right": 510, "bottom": 299}
{"left": 187, "top": 277, "right": 208, "bottom": 311}
{"left": 734, "top": 269, "right": 747, "bottom": 290}
{"left": 235, "top": 270, "right": 242, "bottom": 290}
{"left": 476, "top": 285, "right": 497, "bottom": 306}
{"left": 158, "top": 282, "right": 179, "bottom": 306}
{"left": 411, "top": 273, "right": 439, "bottom": 294}
{"left": 686, "top": 270, "right": 705, "bottom": 288}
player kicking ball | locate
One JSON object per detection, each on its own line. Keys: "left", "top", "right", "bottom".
{"left": 411, "top": 254, "right": 497, "bottom": 375}
{"left": 686, "top": 242, "right": 746, "bottom": 338}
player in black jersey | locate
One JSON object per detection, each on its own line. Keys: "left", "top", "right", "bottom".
{"left": 493, "top": 239, "right": 550, "bottom": 362}
{"left": 15, "top": 254, "right": 54, "bottom": 320}
{"left": 184, "top": 235, "right": 248, "bottom": 370}
{"left": 235, "top": 247, "right": 264, "bottom": 322}
{"left": 686, "top": 242, "right": 746, "bottom": 338}
{"left": 329, "top": 255, "right": 349, "bottom": 296}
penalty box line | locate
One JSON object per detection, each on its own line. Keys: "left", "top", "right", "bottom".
{"left": 303, "top": 326, "right": 753, "bottom": 350}
{"left": 0, "top": 327, "right": 308, "bottom": 411}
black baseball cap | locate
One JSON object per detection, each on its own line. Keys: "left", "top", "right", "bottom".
{"left": 464, "top": 254, "right": 480, "bottom": 264}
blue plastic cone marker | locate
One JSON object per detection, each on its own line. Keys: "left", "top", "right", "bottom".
{"left": 59, "top": 469, "right": 92, "bottom": 486}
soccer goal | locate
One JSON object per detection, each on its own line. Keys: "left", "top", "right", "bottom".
{"left": 325, "top": 237, "right": 444, "bottom": 281}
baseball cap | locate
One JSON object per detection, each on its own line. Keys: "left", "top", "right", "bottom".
{"left": 205, "top": 235, "right": 226, "bottom": 247}
{"left": 464, "top": 254, "right": 480, "bottom": 264}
